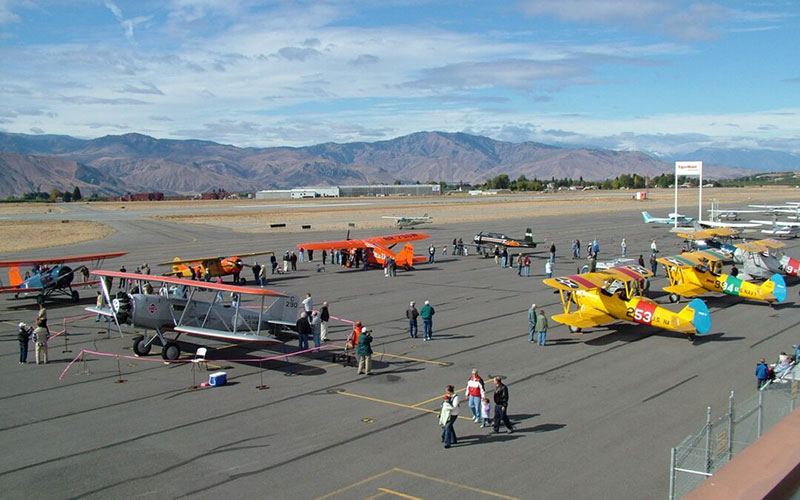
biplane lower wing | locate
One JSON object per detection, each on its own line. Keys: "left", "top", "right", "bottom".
{"left": 663, "top": 284, "right": 707, "bottom": 298}
{"left": 552, "top": 309, "right": 616, "bottom": 329}
{"left": 174, "top": 326, "right": 284, "bottom": 343}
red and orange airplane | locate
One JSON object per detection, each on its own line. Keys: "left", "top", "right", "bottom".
{"left": 0, "top": 251, "right": 127, "bottom": 304}
{"left": 299, "top": 232, "right": 430, "bottom": 270}
{"left": 157, "top": 251, "right": 274, "bottom": 284}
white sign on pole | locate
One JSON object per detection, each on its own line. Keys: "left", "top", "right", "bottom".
{"left": 674, "top": 161, "right": 704, "bottom": 228}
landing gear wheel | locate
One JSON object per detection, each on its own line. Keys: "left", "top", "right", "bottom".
{"left": 72, "top": 290, "right": 80, "bottom": 303}
{"left": 669, "top": 294, "right": 680, "bottom": 303}
{"left": 688, "top": 334, "right": 697, "bottom": 343}
{"left": 239, "top": 277, "right": 246, "bottom": 286}
{"left": 132, "top": 335, "right": 152, "bottom": 356}
{"left": 569, "top": 326, "right": 582, "bottom": 333}
{"left": 162, "top": 342, "right": 180, "bottom": 361}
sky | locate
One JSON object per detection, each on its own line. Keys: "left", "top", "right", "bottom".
{"left": 0, "top": 0, "right": 798, "bottom": 155}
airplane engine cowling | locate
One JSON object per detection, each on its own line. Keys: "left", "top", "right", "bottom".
{"left": 51, "top": 265, "right": 74, "bottom": 289}
{"left": 112, "top": 292, "right": 133, "bottom": 324}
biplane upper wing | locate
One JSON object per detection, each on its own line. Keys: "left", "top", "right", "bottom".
{"left": 543, "top": 273, "right": 605, "bottom": 291}
{"left": 298, "top": 238, "right": 371, "bottom": 251}
{"left": 599, "top": 264, "right": 653, "bottom": 282}
{"left": 0, "top": 251, "right": 128, "bottom": 267}
{"left": 156, "top": 251, "right": 274, "bottom": 267}
{"left": 364, "top": 232, "right": 429, "bottom": 246}
{"left": 678, "top": 228, "right": 740, "bottom": 241}
{"left": 91, "top": 270, "right": 289, "bottom": 297}
{"left": 657, "top": 254, "right": 699, "bottom": 268}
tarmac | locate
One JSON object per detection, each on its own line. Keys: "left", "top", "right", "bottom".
{"left": 1, "top": 194, "right": 799, "bottom": 500}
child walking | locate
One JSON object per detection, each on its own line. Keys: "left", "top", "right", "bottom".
{"left": 480, "top": 397, "right": 492, "bottom": 428}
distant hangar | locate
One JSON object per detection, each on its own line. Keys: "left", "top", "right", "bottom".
{"left": 255, "top": 184, "right": 441, "bottom": 199}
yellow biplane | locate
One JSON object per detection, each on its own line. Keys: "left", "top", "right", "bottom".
{"left": 543, "top": 265, "right": 712, "bottom": 341}
{"left": 158, "top": 251, "right": 275, "bottom": 284}
{"left": 658, "top": 249, "right": 786, "bottom": 305}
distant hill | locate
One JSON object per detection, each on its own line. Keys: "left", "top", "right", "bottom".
{"left": 0, "top": 131, "right": 755, "bottom": 197}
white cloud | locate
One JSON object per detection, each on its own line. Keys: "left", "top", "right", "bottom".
{"left": 0, "top": 0, "right": 20, "bottom": 25}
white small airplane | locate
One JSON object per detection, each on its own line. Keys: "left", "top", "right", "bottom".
{"left": 382, "top": 213, "right": 432, "bottom": 229}
{"left": 641, "top": 211, "right": 694, "bottom": 225}
{"left": 750, "top": 219, "right": 800, "bottom": 238}
{"left": 695, "top": 219, "right": 762, "bottom": 229}
{"left": 87, "top": 270, "right": 300, "bottom": 360}
{"left": 707, "top": 208, "right": 773, "bottom": 221}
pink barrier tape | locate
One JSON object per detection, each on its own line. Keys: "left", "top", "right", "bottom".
{"left": 59, "top": 343, "right": 344, "bottom": 381}
{"left": 48, "top": 313, "right": 96, "bottom": 340}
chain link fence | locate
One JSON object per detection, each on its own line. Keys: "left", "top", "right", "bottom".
{"left": 668, "top": 371, "right": 799, "bottom": 500}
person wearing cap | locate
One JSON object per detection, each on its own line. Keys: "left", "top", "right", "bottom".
{"left": 356, "top": 327, "right": 373, "bottom": 375}
{"left": 527, "top": 303, "right": 537, "bottom": 343}
{"left": 295, "top": 312, "right": 312, "bottom": 351}
{"left": 420, "top": 300, "right": 435, "bottom": 341}
{"left": 17, "top": 322, "right": 32, "bottom": 364}
{"left": 406, "top": 301, "right": 419, "bottom": 338}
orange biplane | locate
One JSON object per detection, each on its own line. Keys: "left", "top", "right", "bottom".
{"left": 299, "top": 232, "right": 430, "bottom": 270}
{"left": 0, "top": 251, "right": 127, "bottom": 304}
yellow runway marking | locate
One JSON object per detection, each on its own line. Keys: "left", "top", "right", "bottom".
{"left": 336, "top": 390, "right": 473, "bottom": 421}
{"left": 315, "top": 467, "right": 521, "bottom": 500}
{"left": 314, "top": 468, "right": 396, "bottom": 500}
{"left": 376, "top": 488, "right": 423, "bottom": 499}
{"left": 392, "top": 468, "right": 522, "bottom": 500}
{"left": 410, "top": 386, "right": 467, "bottom": 407}
{"left": 374, "top": 351, "right": 449, "bottom": 366}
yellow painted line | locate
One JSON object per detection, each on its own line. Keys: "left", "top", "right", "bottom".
{"left": 336, "top": 390, "right": 473, "bottom": 421}
{"left": 363, "top": 492, "right": 388, "bottom": 500}
{"left": 377, "top": 488, "right": 423, "bottom": 500}
{"left": 392, "top": 468, "right": 522, "bottom": 500}
{"left": 314, "top": 468, "right": 396, "bottom": 500}
{"left": 375, "top": 351, "right": 449, "bottom": 366}
{"left": 410, "top": 386, "right": 467, "bottom": 407}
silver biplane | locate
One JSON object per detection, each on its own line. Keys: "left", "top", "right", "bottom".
{"left": 87, "top": 270, "right": 299, "bottom": 360}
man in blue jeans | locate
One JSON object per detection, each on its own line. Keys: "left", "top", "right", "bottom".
{"left": 420, "top": 300, "right": 435, "bottom": 341}
{"left": 492, "top": 376, "right": 514, "bottom": 433}
{"left": 406, "top": 301, "right": 419, "bottom": 338}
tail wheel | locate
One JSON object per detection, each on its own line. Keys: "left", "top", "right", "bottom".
{"left": 669, "top": 294, "right": 680, "bottom": 303}
{"left": 239, "top": 277, "right": 246, "bottom": 286}
{"left": 132, "top": 335, "right": 152, "bottom": 356}
{"left": 688, "top": 334, "right": 697, "bottom": 343}
{"left": 569, "top": 326, "right": 582, "bottom": 333}
{"left": 162, "top": 342, "right": 180, "bottom": 361}
{"left": 71, "top": 290, "right": 80, "bottom": 303}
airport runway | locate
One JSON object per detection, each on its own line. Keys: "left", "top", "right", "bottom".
{"left": 1, "top": 197, "right": 798, "bottom": 500}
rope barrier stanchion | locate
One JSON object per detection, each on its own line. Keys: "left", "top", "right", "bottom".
{"left": 256, "top": 359, "right": 269, "bottom": 390}
{"left": 61, "top": 318, "right": 72, "bottom": 354}
{"left": 114, "top": 354, "right": 127, "bottom": 384}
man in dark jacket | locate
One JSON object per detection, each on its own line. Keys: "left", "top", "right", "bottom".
{"left": 357, "top": 328, "right": 373, "bottom": 375}
{"left": 296, "top": 312, "right": 312, "bottom": 350}
{"left": 492, "top": 376, "right": 514, "bottom": 433}
{"left": 17, "top": 322, "right": 31, "bottom": 364}
{"left": 320, "top": 302, "right": 330, "bottom": 342}
{"left": 406, "top": 301, "right": 419, "bottom": 338}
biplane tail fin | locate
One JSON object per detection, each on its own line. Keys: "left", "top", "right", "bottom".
{"left": 265, "top": 293, "right": 301, "bottom": 326}
{"left": 524, "top": 228, "right": 533, "bottom": 243}
{"left": 761, "top": 274, "right": 787, "bottom": 303}
{"left": 678, "top": 298, "right": 712, "bottom": 335}
{"left": 171, "top": 257, "right": 182, "bottom": 274}
{"left": 8, "top": 266, "right": 23, "bottom": 287}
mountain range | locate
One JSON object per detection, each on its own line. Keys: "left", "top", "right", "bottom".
{"left": 0, "top": 130, "right": 787, "bottom": 197}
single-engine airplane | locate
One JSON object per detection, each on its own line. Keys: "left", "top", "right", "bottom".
{"left": 641, "top": 211, "right": 694, "bottom": 225}
{"left": 382, "top": 213, "right": 432, "bottom": 229}
{"left": 87, "top": 270, "right": 299, "bottom": 360}
{"left": 158, "top": 251, "right": 274, "bottom": 284}
{"left": 543, "top": 264, "right": 712, "bottom": 341}
{"left": 0, "top": 251, "right": 127, "bottom": 304}
{"left": 658, "top": 250, "right": 786, "bottom": 305}
{"left": 298, "top": 232, "right": 429, "bottom": 270}
{"left": 473, "top": 228, "right": 540, "bottom": 250}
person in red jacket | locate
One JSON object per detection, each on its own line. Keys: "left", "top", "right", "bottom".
{"left": 465, "top": 369, "right": 486, "bottom": 422}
